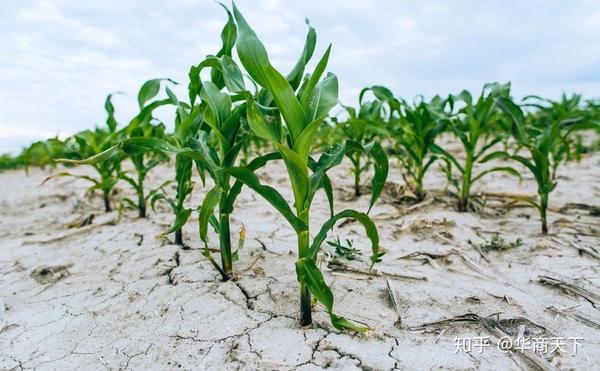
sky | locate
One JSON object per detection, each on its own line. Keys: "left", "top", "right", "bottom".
{"left": 1, "top": 0, "right": 600, "bottom": 153}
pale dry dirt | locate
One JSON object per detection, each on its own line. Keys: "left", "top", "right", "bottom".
{"left": 1, "top": 150, "right": 599, "bottom": 370}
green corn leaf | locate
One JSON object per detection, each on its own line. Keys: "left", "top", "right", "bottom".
{"left": 276, "top": 144, "right": 310, "bottom": 211}
{"left": 225, "top": 167, "right": 307, "bottom": 233}
{"left": 307, "top": 148, "right": 344, "bottom": 215}
{"left": 211, "top": 3, "right": 238, "bottom": 89}
{"left": 429, "top": 143, "right": 464, "bottom": 173}
{"left": 495, "top": 96, "right": 528, "bottom": 143}
{"left": 41, "top": 171, "right": 99, "bottom": 186}
{"left": 299, "top": 45, "right": 331, "bottom": 110}
{"left": 159, "top": 208, "right": 193, "bottom": 238}
{"left": 225, "top": 152, "right": 282, "bottom": 213}
{"left": 105, "top": 93, "right": 119, "bottom": 132}
{"left": 345, "top": 141, "right": 388, "bottom": 212}
{"left": 220, "top": 55, "right": 246, "bottom": 92}
{"left": 295, "top": 257, "right": 368, "bottom": 333}
{"left": 474, "top": 136, "right": 503, "bottom": 160}
{"left": 118, "top": 172, "right": 139, "bottom": 191}
{"left": 216, "top": 2, "right": 237, "bottom": 58}
{"left": 138, "top": 78, "right": 175, "bottom": 109}
{"left": 138, "top": 79, "right": 162, "bottom": 109}
{"left": 307, "top": 72, "right": 338, "bottom": 123}
{"left": 478, "top": 150, "right": 511, "bottom": 163}
{"left": 287, "top": 19, "right": 316, "bottom": 90}
{"left": 246, "top": 98, "right": 282, "bottom": 142}
{"left": 56, "top": 144, "right": 119, "bottom": 165}
{"left": 538, "top": 121, "right": 561, "bottom": 155}
{"left": 232, "top": 3, "right": 307, "bottom": 142}
{"left": 360, "top": 85, "right": 397, "bottom": 106}
{"left": 294, "top": 115, "right": 327, "bottom": 162}
{"left": 149, "top": 192, "right": 169, "bottom": 212}
{"left": 472, "top": 166, "right": 521, "bottom": 183}
{"left": 174, "top": 105, "right": 204, "bottom": 145}
{"left": 422, "top": 155, "right": 440, "bottom": 174}
{"left": 88, "top": 177, "right": 119, "bottom": 191}
{"left": 309, "top": 209, "right": 379, "bottom": 268}
{"left": 200, "top": 80, "right": 232, "bottom": 128}
{"left": 121, "top": 137, "right": 180, "bottom": 155}
{"left": 199, "top": 187, "right": 222, "bottom": 244}
{"left": 128, "top": 98, "right": 177, "bottom": 132}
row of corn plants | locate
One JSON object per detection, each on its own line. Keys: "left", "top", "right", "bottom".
{"left": 328, "top": 83, "right": 598, "bottom": 233}
{"left": 55, "top": 3, "right": 387, "bottom": 331}
{"left": 7, "top": 2, "right": 600, "bottom": 330}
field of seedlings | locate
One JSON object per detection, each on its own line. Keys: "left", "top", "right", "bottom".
{"left": 1, "top": 2, "right": 600, "bottom": 370}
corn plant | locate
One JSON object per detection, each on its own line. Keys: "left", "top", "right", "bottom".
{"left": 523, "top": 93, "right": 596, "bottom": 175}
{"left": 61, "top": 79, "right": 176, "bottom": 218}
{"left": 22, "top": 136, "right": 79, "bottom": 174}
{"left": 0, "top": 153, "right": 25, "bottom": 171}
{"left": 437, "top": 83, "right": 520, "bottom": 211}
{"left": 85, "top": 6, "right": 257, "bottom": 279}
{"left": 496, "top": 96, "right": 599, "bottom": 234}
{"left": 336, "top": 87, "right": 390, "bottom": 197}
{"left": 147, "top": 98, "right": 203, "bottom": 246}
{"left": 389, "top": 96, "right": 449, "bottom": 201}
{"left": 226, "top": 4, "right": 386, "bottom": 331}
{"left": 49, "top": 94, "right": 125, "bottom": 212}
{"left": 119, "top": 80, "right": 179, "bottom": 218}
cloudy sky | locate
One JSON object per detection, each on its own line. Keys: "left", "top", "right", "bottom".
{"left": 1, "top": 0, "right": 600, "bottom": 153}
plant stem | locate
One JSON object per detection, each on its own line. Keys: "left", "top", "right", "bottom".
{"left": 299, "top": 282, "right": 312, "bottom": 326}
{"left": 297, "top": 209, "right": 312, "bottom": 326}
{"left": 219, "top": 195, "right": 233, "bottom": 281}
{"left": 459, "top": 154, "right": 473, "bottom": 212}
{"left": 415, "top": 164, "right": 425, "bottom": 201}
{"left": 352, "top": 155, "right": 361, "bottom": 196}
{"left": 540, "top": 193, "right": 549, "bottom": 235}
{"left": 137, "top": 192, "right": 146, "bottom": 218}
{"left": 137, "top": 170, "right": 146, "bottom": 218}
{"left": 174, "top": 229, "right": 183, "bottom": 246}
{"left": 103, "top": 189, "right": 112, "bottom": 212}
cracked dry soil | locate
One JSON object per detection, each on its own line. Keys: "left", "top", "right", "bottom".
{"left": 1, "top": 153, "right": 600, "bottom": 370}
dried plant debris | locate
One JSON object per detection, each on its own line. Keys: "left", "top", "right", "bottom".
{"left": 398, "top": 250, "right": 487, "bottom": 276}
{"left": 546, "top": 306, "right": 600, "bottom": 330}
{"left": 409, "top": 217, "right": 456, "bottom": 233}
{"left": 66, "top": 213, "right": 95, "bottom": 228}
{"left": 559, "top": 202, "right": 600, "bottom": 216}
{"left": 327, "top": 259, "right": 427, "bottom": 281}
{"left": 385, "top": 279, "right": 403, "bottom": 326}
{"left": 30, "top": 264, "right": 73, "bottom": 285}
{"left": 538, "top": 275, "right": 600, "bottom": 307}
{"left": 410, "top": 313, "right": 554, "bottom": 371}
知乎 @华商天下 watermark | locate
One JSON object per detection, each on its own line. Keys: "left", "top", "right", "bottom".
{"left": 454, "top": 336, "right": 583, "bottom": 355}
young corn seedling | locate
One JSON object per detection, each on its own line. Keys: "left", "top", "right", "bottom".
{"left": 437, "top": 83, "right": 520, "bottom": 212}
{"left": 118, "top": 79, "right": 177, "bottom": 218}
{"left": 22, "top": 136, "right": 79, "bottom": 174}
{"left": 226, "top": 4, "right": 387, "bottom": 331}
{"left": 61, "top": 78, "right": 176, "bottom": 218}
{"left": 146, "top": 98, "right": 204, "bottom": 246}
{"left": 336, "top": 87, "right": 390, "bottom": 197}
{"left": 50, "top": 94, "right": 125, "bottom": 212}
{"left": 104, "top": 6, "right": 257, "bottom": 278}
{"left": 523, "top": 93, "right": 596, "bottom": 175}
{"left": 389, "top": 96, "right": 449, "bottom": 201}
{"left": 496, "top": 96, "right": 599, "bottom": 234}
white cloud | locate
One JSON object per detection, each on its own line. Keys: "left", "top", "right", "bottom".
{"left": 20, "top": 1, "right": 118, "bottom": 48}
{"left": 1, "top": 0, "right": 599, "bottom": 152}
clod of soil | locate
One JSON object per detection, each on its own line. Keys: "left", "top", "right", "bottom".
{"left": 30, "top": 264, "right": 72, "bottom": 285}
